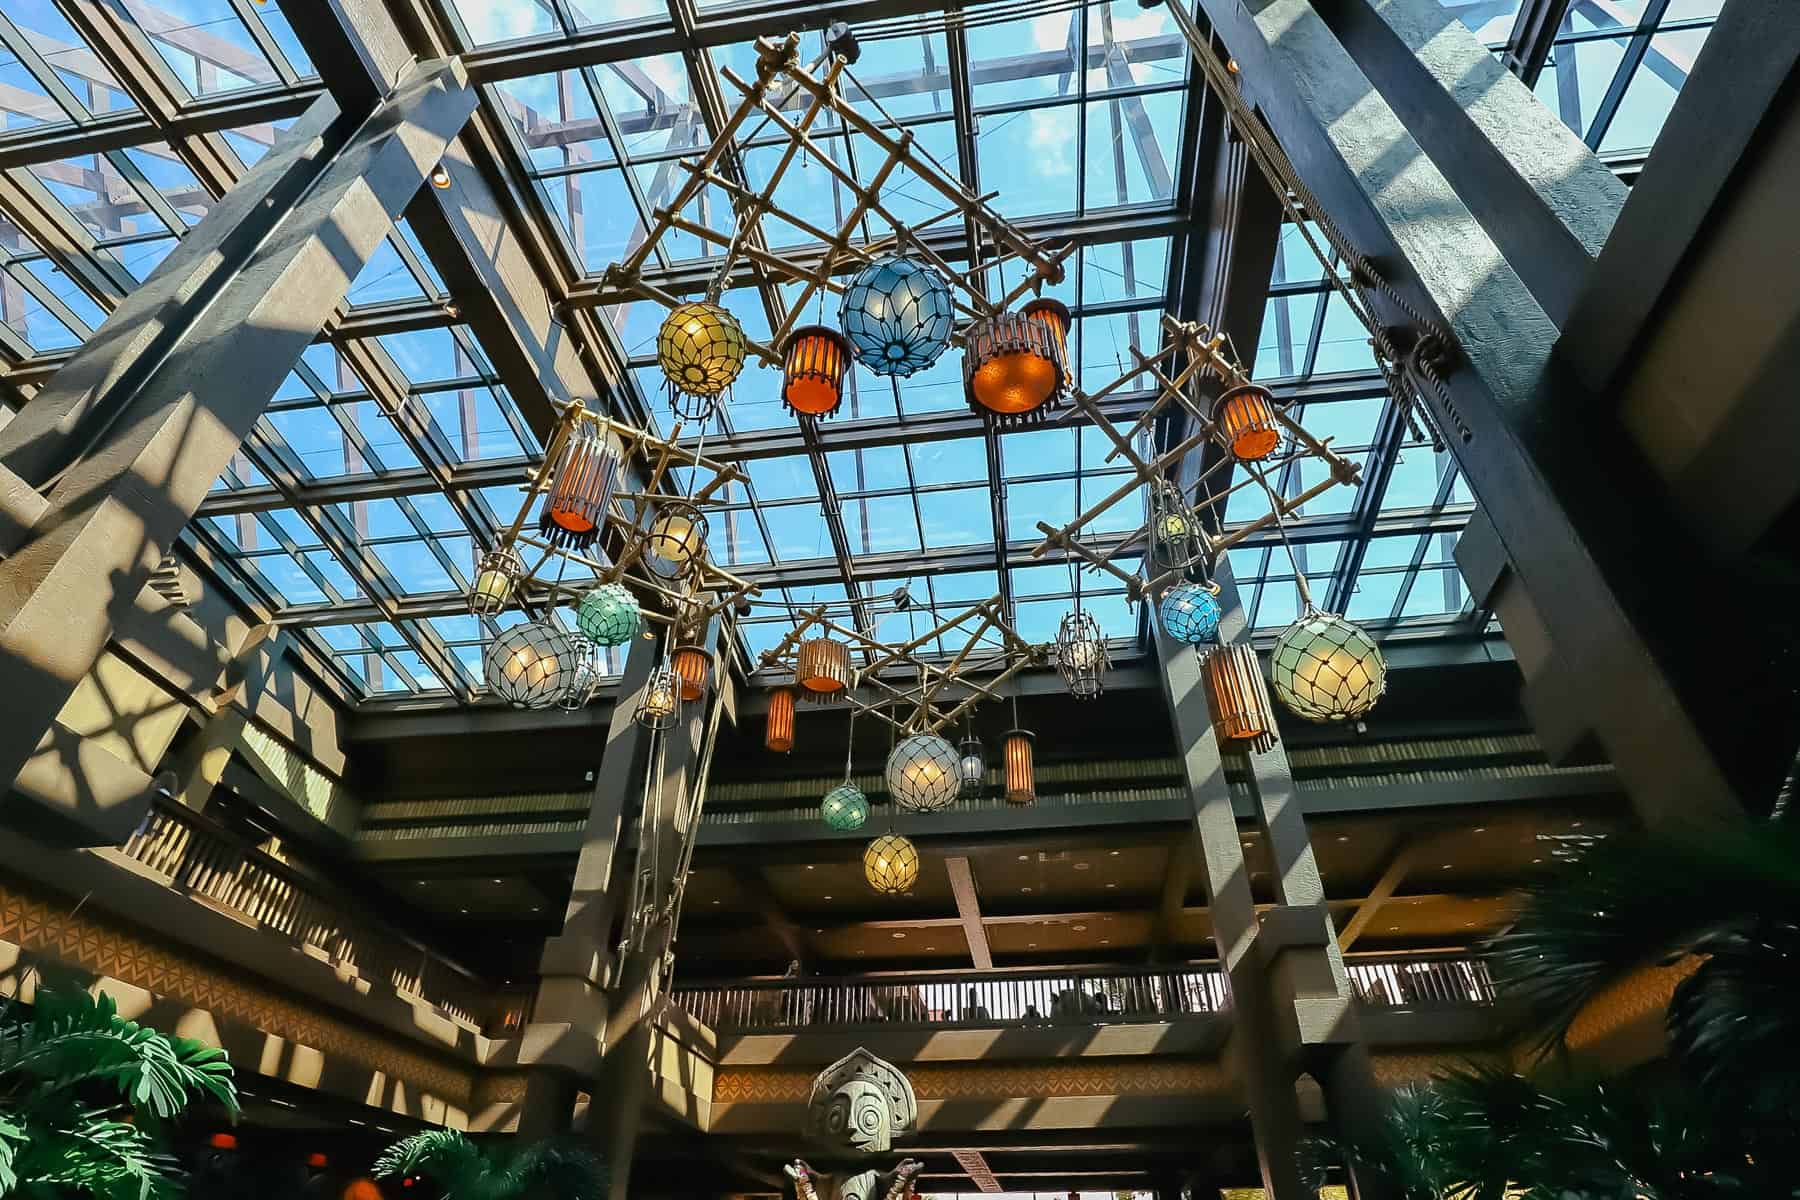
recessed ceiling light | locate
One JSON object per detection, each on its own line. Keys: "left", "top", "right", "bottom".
{"left": 823, "top": 895, "right": 833, "bottom": 900}
{"left": 1027, "top": 943, "right": 1037, "bottom": 948}
{"left": 1442, "top": 864, "right": 1452, "bottom": 870}
{"left": 925, "top": 946, "right": 935, "bottom": 951}
{"left": 1073, "top": 862, "right": 1090, "bottom": 871}
{"left": 1021, "top": 886, "right": 1032, "bottom": 894}
{"left": 856, "top": 950, "right": 866, "bottom": 955}
{"left": 892, "top": 932, "right": 906, "bottom": 940}
{"left": 806, "top": 865, "right": 815, "bottom": 870}
{"left": 1073, "top": 924, "right": 1086, "bottom": 932}
{"left": 815, "top": 928, "right": 824, "bottom": 934}
{"left": 1018, "top": 854, "right": 1029, "bottom": 861}
{"left": 1241, "top": 839, "right": 1253, "bottom": 847}
{"left": 1336, "top": 835, "right": 1349, "bottom": 843}
{"left": 711, "top": 899, "right": 720, "bottom": 905}
{"left": 1473, "top": 827, "right": 1486, "bottom": 834}
{"left": 1532, "top": 858, "right": 1543, "bottom": 864}
{"left": 1101, "top": 938, "right": 1110, "bottom": 944}
{"left": 1109, "top": 850, "right": 1120, "bottom": 856}
{"left": 459, "top": 908, "right": 468, "bottom": 914}
{"left": 491, "top": 878, "right": 502, "bottom": 884}
{"left": 531, "top": 906, "right": 541, "bottom": 913}
{"left": 415, "top": 881, "right": 428, "bottom": 887}
{"left": 1570, "top": 821, "right": 1583, "bottom": 828}
{"left": 1105, "top": 882, "right": 1116, "bottom": 889}
{"left": 1387, "top": 925, "right": 1399, "bottom": 931}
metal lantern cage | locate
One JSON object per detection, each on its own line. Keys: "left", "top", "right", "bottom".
{"left": 838, "top": 254, "right": 955, "bottom": 378}
{"left": 885, "top": 733, "right": 961, "bottom": 813}
{"left": 957, "top": 736, "right": 986, "bottom": 800}
{"left": 1270, "top": 609, "right": 1388, "bottom": 722}
{"left": 468, "top": 546, "right": 523, "bottom": 616}
{"left": 538, "top": 417, "right": 620, "bottom": 551}
{"left": 643, "top": 500, "right": 710, "bottom": 581}
{"left": 635, "top": 662, "right": 683, "bottom": 730}
{"left": 1150, "top": 479, "right": 1203, "bottom": 570}
{"left": 1055, "top": 609, "right": 1110, "bottom": 699}
{"left": 864, "top": 833, "right": 919, "bottom": 894}
{"left": 557, "top": 637, "right": 603, "bottom": 712}
{"left": 781, "top": 325, "right": 853, "bottom": 418}
{"left": 483, "top": 620, "right": 575, "bottom": 709}
{"left": 963, "top": 306, "right": 1070, "bottom": 426}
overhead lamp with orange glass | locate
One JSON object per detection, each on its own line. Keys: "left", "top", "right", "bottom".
{"left": 1003, "top": 729, "right": 1036, "bottom": 804}
{"left": 537, "top": 415, "right": 620, "bottom": 551}
{"left": 781, "top": 325, "right": 852, "bottom": 419}
{"left": 1203, "top": 642, "right": 1279, "bottom": 754}
{"left": 796, "top": 636, "right": 852, "bottom": 701}
{"left": 963, "top": 298, "right": 1071, "bottom": 426}
{"left": 765, "top": 685, "right": 797, "bottom": 752}
{"left": 671, "top": 645, "right": 713, "bottom": 701}
{"left": 1213, "top": 382, "right": 1283, "bottom": 462}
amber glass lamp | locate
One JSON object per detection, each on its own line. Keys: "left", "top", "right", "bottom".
{"left": 1203, "top": 642, "right": 1279, "bottom": 754}
{"left": 1022, "top": 297, "right": 1072, "bottom": 387}
{"left": 539, "top": 417, "right": 619, "bottom": 550}
{"left": 1213, "top": 383, "right": 1282, "bottom": 462}
{"left": 671, "top": 645, "right": 712, "bottom": 701}
{"left": 796, "top": 636, "right": 852, "bottom": 700}
{"left": 1003, "top": 729, "right": 1036, "bottom": 805}
{"left": 656, "top": 300, "right": 746, "bottom": 420}
{"left": 765, "top": 686, "right": 797, "bottom": 752}
{"left": 781, "top": 326, "right": 852, "bottom": 418}
{"left": 963, "top": 303, "right": 1070, "bottom": 424}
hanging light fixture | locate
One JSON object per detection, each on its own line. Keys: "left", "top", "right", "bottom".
{"left": 1203, "top": 642, "right": 1278, "bottom": 754}
{"left": 557, "top": 637, "right": 603, "bottom": 712}
{"left": 1054, "top": 609, "right": 1109, "bottom": 699}
{"left": 822, "top": 783, "right": 869, "bottom": 831}
{"left": 838, "top": 254, "right": 955, "bottom": 377}
{"left": 483, "top": 620, "right": 574, "bottom": 709}
{"left": 765, "top": 686, "right": 797, "bottom": 753}
{"left": 781, "top": 325, "right": 853, "bottom": 418}
{"left": 670, "top": 644, "right": 713, "bottom": 701}
{"left": 796, "top": 636, "right": 852, "bottom": 701}
{"left": 643, "top": 500, "right": 708, "bottom": 580}
{"left": 1003, "top": 729, "right": 1035, "bottom": 805}
{"left": 863, "top": 833, "right": 919, "bottom": 894}
{"left": 635, "top": 662, "right": 682, "bottom": 730}
{"left": 1213, "top": 383, "right": 1282, "bottom": 462}
{"left": 1270, "top": 609, "right": 1387, "bottom": 722}
{"left": 1160, "top": 581, "right": 1223, "bottom": 645}
{"left": 468, "top": 547, "right": 523, "bottom": 616}
{"left": 1150, "top": 479, "right": 1202, "bottom": 569}
{"left": 957, "top": 735, "right": 985, "bottom": 800}
{"left": 963, "top": 303, "right": 1070, "bottom": 425}
{"left": 885, "top": 733, "right": 960, "bottom": 812}
{"left": 575, "top": 583, "right": 641, "bottom": 646}
{"left": 538, "top": 417, "right": 620, "bottom": 550}
{"left": 656, "top": 300, "right": 746, "bottom": 420}
{"left": 1022, "top": 297, "right": 1073, "bottom": 388}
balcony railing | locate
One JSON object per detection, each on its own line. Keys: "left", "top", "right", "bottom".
{"left": 676, "top": 955, "right": 1496, "bottom": 1033}
{"left": 116, "top": 800, "right": 497, "bottom": 1031}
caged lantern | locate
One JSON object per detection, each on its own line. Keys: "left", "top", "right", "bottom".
{"left": 963, "top": 301, "right": 1070, "bottom": 425}
{"left": 821, "top": 783, "right": 870, "bottom": 832}
{"left": 1160, "top": 581, "right": 1222, "bottom": 645}
{"left": 557, "top": 637, "right": 603, "bottom": 712}
{"left": 576, "top": 583, "right": 641, "bottom": 646}
{"left": 838, "top": 255, "right": 955, "bottom": 377}
{"left": 886, "top": 733, "right": 961, "bottom": 813}
{"left": 957, "top": 736, "right": 986, "bottom": 800}
{"left": 796, "top": 636, "right": 853, "bottom": 702}
{"left": 468, "top": 547, "right": 523, "bottom": 616}
{"left": 635, "top": 662, "right": 682, "bottom": 730}
{"left": 863, "top": 833, "right": 919, "bottom": 895}
{"left": 1003, "top": 729, "right": 1036, "bottom": 804}
{"left": 781, "top": 326, "right": 853, "bottom": 418}
{"left": 1270, "top": 609, "right": 1387, "bottom": 722}
{"left": 1213, "top": 383, "right": 1282, "bottom": 462}
{"left": 670, "top": 644, "right": 713, "bottom": 701}
{"left": 656, "top": 300, "right": 746, "bottom": 420}
{"left": 642, "top": 500, "right": 708, "bottom": 581}
{"left": 484, "top": 620, "right": 574, "bottom": 709}
{"left": 765, "top": 686, "right": 797, "bottom": 753}
{"left": 538, "top": 416, "right": 620, "bottom": 550}
{"left": 1150, "top": 479, "right": 1202, "bottom": 569}
{"left": 1202, "top": 642, "right": 1279, "bottom": 754}
{"left": 1055, "top": 609, "right": 1109, "bottom": 699}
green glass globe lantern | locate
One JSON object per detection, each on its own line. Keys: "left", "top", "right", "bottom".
{"left": 1270, "top": 608, "right": 1387, "bottom": 722}
{"left": 821, "top": 783, "right": 870, "bottom": 831}
{"left": 576, "top": 583, "right": 641, "bottom": 647}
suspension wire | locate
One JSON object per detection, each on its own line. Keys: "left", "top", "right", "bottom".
{"left": 1249, "top": 460, "right": 1314, "bottom": 612}
{"left": 844, "top": 706, "right": 858, "bottom": 783}
{"left": 662, "top": 686, "right": 726, "bottom": 998}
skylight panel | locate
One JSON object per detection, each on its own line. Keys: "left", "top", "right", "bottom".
{"left": 494, "top": 70, "right": 615, "bottom": 172}
{"left": 446, "top": 0, "right": 561, "bottom": 46}
{"left": 542, "top": 167, "right": 646, "bottom": 273}
{"left": 975, "top": 104, "right": 1079, "bottom": 219}
{"left": 119, "top": 0, "right": 280, "bottom": 97}
{"left": 917, "top": 487, "right": 994, "bottom": 550}
{"left": 0, "top": 2, "right": 138, "bottom": 121}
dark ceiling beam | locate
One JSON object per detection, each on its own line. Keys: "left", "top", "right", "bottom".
{"left": 943, "top": 855, "right": 994, "bottom": 969}
{"left": 1502, "top": 0, "right": 1574, "bottom": 83}
{"left": 727, "top": 863, "right": 812, "bottom": 967}
{"left": 1147, "top": 836, "right": 1194, "bottom": 963}
{"left": 1334, "top": 838, "right": 1417, "bottom": 951}
{"left": 0, "top": 85, "right": 320, "bottom": 168}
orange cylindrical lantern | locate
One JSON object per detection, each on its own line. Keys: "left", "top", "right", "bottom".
{"left": 1003, "top": 729, "right": 1035, "bottom": 804}
{"left": 766, "top": 686, "right": 796, "bottom": 752}
{"left": 1203, "top": 642, "right": 1278, "bottom": 754}
{"left": 1213, "top": 383, "right": 1282, "bottom": 462}
{"left": 671, "top": 645, "right": 712, "bottom": 701}
{"left": 796, "top": 637, "right": 851, "bottom": 700}
{"left": 782, "top": 325, "right": 851, "bottom": 418}
{"left": 1021, "top": 297, "right": 1072, "bottom": 387}
{"left": 964, "top": 308, "right": 1068, "bottom": 421}
{"left": 539, "top": 418, "right": 619, "bottom": 549}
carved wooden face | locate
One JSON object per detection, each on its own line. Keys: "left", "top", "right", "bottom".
{"left": 825, "top": 1077, "right": 891, "bottom": 1153}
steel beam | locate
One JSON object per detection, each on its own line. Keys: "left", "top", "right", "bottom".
{"left": 0, "top": 64, "right": 476, "bottom": 837}
{"left": 1192, "top": 0, "right": 1762, "bottom": 821}
{"left": 944, "top": 855, "right": 994, "bottom": 970}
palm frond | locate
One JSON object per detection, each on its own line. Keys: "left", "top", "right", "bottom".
{"left": 1485, "top": 819, "right": 1800, "bottom": 1057}
{"left": 2, "top": 988, "right": 239, "bottom": 1120}
{"left": 0, "top": 1109, "right": 24, "bottom": 1194}
{"left": 9, "top": 1104, "right": 182, "bottom": 1200}
{"left": 502, "top": 1139, "right": 607, "bottom": 1200}
{"left": 374, "top": 1129, "right": 493, "bottom": 1196}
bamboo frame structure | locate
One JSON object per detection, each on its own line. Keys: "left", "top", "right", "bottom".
{"left": 1026, "top": 315, "right": 1364, "bottom": 599}
{"left": 484, "top": 399, "right": 762, "bottom": 625}
{"left": 755, "top": 596, "right": 1047, "bottom": 735}
{"left": 596, "top": 32, "right": 1070, "bottom": 366}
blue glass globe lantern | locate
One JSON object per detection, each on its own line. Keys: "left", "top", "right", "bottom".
{"left": 576, "top": 583, "right": 641, "bottom": 647}
{"left": 1160, "top": 582, "right": 1222, "bottom": 644}
{"left": 821, "top": 783, "right": 870, "bottom": 831}
{"left": 838, "top": 255, "right": 954, "bottom": 377}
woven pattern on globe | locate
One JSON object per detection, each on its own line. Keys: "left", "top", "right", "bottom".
{"left": 657, "top": 301, "right": 746, "bottom": 417}
{"left": 576, "top": 583, "right": 641, "bottom": 646}
{"left": 864, "top": 833, "right": 919, "bottom": 894}
{"left": 1160, "top": 582, "right": 1222, "bottom": 644}
{"left": 886, "top": 733, "right": 961, "bottom": 812}
{"left": 1270, "top": 610, "right": 1386, "bottom": 722}
{"left": 821, "top": 784, "right": 870, "bottom": 831}
{"left": 839, "top": 256, "right": 954, "bottom": 377}
{"left": 484, "top": 620, "right": 574, "bottom": 709}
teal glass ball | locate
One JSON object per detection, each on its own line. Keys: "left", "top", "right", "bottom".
{"left": 821, "top": 784, "right": 870, "bottom": 831}
{"left": 576, "top": 583, "right": 641, "bottom": 647}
